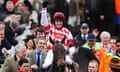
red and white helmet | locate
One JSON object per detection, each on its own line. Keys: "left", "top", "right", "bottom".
{"left": 53, "top": 12, "right": 65, "bottom": 20}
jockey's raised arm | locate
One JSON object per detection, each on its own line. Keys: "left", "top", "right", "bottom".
{"left": 41, "top": 8, "right": 48, "bottom": 27}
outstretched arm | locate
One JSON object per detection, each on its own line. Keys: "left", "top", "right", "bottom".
{"left": 41, "top": 8, "right": 48, "bottom": 26}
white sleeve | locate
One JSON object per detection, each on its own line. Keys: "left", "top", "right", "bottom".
{"left": 69, "top": 46, "right": 76, "bottom": 55}
{"left": 65, "top": 55, "right": 73, "bottom": 65}
{"left": 42, "top": 50, "right": 53, "bottom": 68}
{"left": 41, "top": 8, "right": 48, "bottom": 26}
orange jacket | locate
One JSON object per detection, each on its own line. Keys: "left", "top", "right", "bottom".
{"left": 98, "top": 52, "right": 113, "bottom": 72}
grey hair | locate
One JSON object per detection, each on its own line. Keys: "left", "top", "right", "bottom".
{"left": 100, "top": 31, "right": 111, "bottom": 39}
{"left": 15, "top": 44, "right": 26, "bottom": 53}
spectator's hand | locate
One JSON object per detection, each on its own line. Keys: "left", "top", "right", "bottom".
{"left": 2, "top": 47, "right": 7, "bottom": 54}
{"left": 4, "top": 53, "right": 10, "bottom": 58}
{"left": 92, "top": 28, "right": 99, "bottom": 37}
{"left": 42, "top": 1, "right": 48, "bottom": 8}
{"left": 31, "top": 64, "right": 38, "bottom": 69}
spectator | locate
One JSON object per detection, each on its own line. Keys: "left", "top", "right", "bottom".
{"left": 0, "top": 21, "right": 11, "bottom": 65}
{"left": 67, "top": 0, "right": 80, "bottom": 27}
{"left": 1, "top": 0, "right": 15, "bottom": 15}
{"left": 5, "top": 20, "right": 18, "bottom": 46}
{"left": 100, "top": 31, "right": 111, "bottom": 51}
{"left": 82, "top": 33, "right": 105, "bottom": 61}
{"left": 16, "top": 21, "right": 38, "bottom": 43}
{"left": 2, "top": 44, "right": 27, "bottom": 72}
{"left": 0, "top": 0, "right": 15, "bottom": 21}
{"left": 24, "top": 35, "right": 36, "bottom": 54}
{"left": 109, "top": 36, "right": 118, "bottom": 56}
{"left": 75, "top": 23, "right": 90, "bottom": 46}
{"left": 34, "top": 27, "right": 46, "bottom": 43}
{"left": 73, "top": 39, "right": 98, "bottom": 72}
{"left": 88, "top": 59, "right": 99, "bottom": 72}
{"left": 116, "top": 38, "right": 120, "bottom": 49}
{"left": 116, "top": 38, "right": 120, "bottom": 57}
{"left": 27, "top": 38, "right": 47, "bottom": 72}
{"left": 18, "top": 58, "right": 31, "bottom": 72}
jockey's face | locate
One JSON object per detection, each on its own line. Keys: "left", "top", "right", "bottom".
{"left": 55, "top": 19, "right": 63, "bottom": 29}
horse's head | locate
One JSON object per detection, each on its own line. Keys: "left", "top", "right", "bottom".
{"left": 53, "top": 43, "right": 66, "bottom": 65}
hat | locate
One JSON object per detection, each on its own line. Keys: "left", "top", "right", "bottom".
{"left": 87, "top": 33, "right": 96, "bottom": 40}
{"left": 80, "top": 23, "right": 89, "bottom": 28}
{"left": 109, "top": 57, "right": 120, "bottom": 69}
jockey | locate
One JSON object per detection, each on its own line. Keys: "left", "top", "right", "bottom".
{"left": 41, "top": 1, "right": 76, "bottom": 69}
{"left": 41, "top": 1, "right": 75, "bottom": 55}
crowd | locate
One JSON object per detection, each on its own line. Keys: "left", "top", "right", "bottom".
{"left": 0, "top": 0, "right": 120, "bottom": 72}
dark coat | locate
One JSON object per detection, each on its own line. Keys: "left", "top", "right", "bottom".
{"left": 0, "top": 38, "right": 11, "bottom": 64}
{"left": 74, "top": 33, "right": 91, "bottom": 46}
{"left": 5, "top": 25, "right": 18, "bottom": 46}
{"left": 73, "top": 47, "right": 98, "bottom": 72}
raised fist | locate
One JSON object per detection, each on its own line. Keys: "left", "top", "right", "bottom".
{"left": 42, "top": 1, "right": 48, "bottom": 8}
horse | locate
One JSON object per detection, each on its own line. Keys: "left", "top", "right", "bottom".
{"left": 48, "top": 43, "right": 76, "bottom": 72}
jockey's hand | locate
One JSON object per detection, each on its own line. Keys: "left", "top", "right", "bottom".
{"left": 42, "top": 1, "right": 48, "bottom": 8}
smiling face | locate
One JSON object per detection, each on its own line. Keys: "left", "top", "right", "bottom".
{"left": 26, "top": 39, "right": 34, "bottom": 49}
{"left": 36, "top": 38, "right": 46, "bottom": 52}
{"left": 55, "top": 19, "right": 63, "bottom": 29}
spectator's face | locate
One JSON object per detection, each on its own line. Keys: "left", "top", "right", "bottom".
{"left": 0, "top": 23, "right": 5, "bottom": 29}
{"left": 6, "top": 1, "right": 14, "bottom": 12}
{"left": 88, "top": 62, "right": 98, "bottom": 72}
{"left": 26, "top": 39, "right": 34, "bottom": 49}
{"left": 101, "top": 35, "right": 110, "bottom": 45}
{"left": 17, "top": 3, "right": 24, "bottom": 11}
{"left": 110, "top": 39, "right": 116, "bottom": 49}
{"left": 18, "top": 48, "right": 27, "bottom": 58}
{"left": 36, "top": 39, "right": 46, "bottom": 52}
{"left": 80, "top": 27, "right": 89, "bottom": 34}
{"left": 116, "top": 42, "right": 120, "bottom": 49}
{"left": 55, "top": 20, "right": 63, "bottom": 29}
{"left": 36, "top": 32, "right": 45, "bottom": 38}
{"left": 88, "top": 40, "right": 96, "bottom": 48}
{"left": 20, "top": 63, "right": 30, "bottom": 72}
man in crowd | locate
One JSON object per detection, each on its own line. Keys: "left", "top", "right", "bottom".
{"left": 2, "top": 44, "right": 27, "bottom": 72}
{"left": 27, "top": 38, "right": 47, "bottom": 72}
